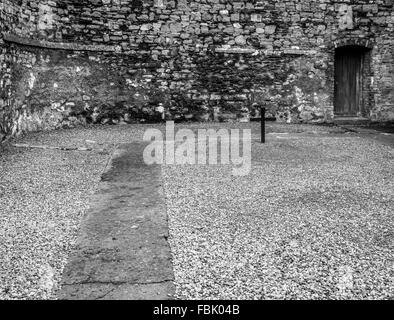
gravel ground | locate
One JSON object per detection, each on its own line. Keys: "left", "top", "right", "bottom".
{"left": 0, "top": 125, "right": 150, "bottom": 300}
{"left": 0, "top": 123, "right": 391, "bottom": 300}
{"left": 162, "top": 130, "right": 394, "bottom": 299}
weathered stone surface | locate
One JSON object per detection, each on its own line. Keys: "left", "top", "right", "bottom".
{"left": 338, "top": 4, "right": 354, "bottom": 30}
{"left": 0, "top": 0, "right": 393, "bottom": 138}
{"left": 57, "top": 143, "right": 175, "bottom": 300}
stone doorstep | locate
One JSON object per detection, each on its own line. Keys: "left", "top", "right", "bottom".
{"left": 333, "top": 117, "right": 370, "bottom": 126}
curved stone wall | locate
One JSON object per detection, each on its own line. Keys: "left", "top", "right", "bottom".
{"left": 1, "top": 0, "right": 394, "bottom": 138}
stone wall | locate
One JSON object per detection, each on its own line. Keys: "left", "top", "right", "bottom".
{"left": 1, "top": 0, "right": 393, "bottom": 138}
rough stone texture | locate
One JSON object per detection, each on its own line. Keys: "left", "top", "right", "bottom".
{"left": 57, "top": 143, "right": 175, "bottom": 300}
{"left": 0, "top": 0, "right": 393, "bottom": 138}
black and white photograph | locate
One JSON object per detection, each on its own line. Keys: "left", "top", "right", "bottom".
{"left": 0, "top": 0, "right": 392, "bottom": 310}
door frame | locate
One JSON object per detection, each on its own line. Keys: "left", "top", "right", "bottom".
{"left": 334, "top": 45, "right": 371, "bottom": 117}
{"left": 333, "top": 42, "right": 373, "bottom": 119}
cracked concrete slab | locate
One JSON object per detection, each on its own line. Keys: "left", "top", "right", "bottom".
{"left": 57, "top": 143, "right": 175, "bottom": 300}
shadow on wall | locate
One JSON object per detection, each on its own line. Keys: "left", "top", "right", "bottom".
{"left": 0, "top": 45, "right": 335, "bottom": 138}
{"left": 195, "top": 52, "right": 334, "bottom": 124}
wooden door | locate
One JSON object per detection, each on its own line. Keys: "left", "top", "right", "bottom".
{"left": 335, "top": 47, "right": 364, "bottom": 116}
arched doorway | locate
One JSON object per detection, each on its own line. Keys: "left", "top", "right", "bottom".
{"left": 334, "top": 45, "right": 371, "bottom": 117}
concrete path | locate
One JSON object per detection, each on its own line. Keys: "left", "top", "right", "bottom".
{"left": 339, "top": 125, "right": 394, "bottom": 148}
{"left": 57, "top": 143, "right": 175, "bottom": 300}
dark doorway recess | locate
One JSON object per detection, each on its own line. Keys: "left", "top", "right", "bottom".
{"left": 334, "top": 45, "right": 371, "bottom": 117}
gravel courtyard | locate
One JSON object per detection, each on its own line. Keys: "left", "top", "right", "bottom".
{"left": 162, "top": 125, "right": 394, "bottom": 300}
{"left": 0, "top": 125, "right": 147, "bottom": 300}
{"left": 0, "top": 123, "right": 393, "bottom": 300}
